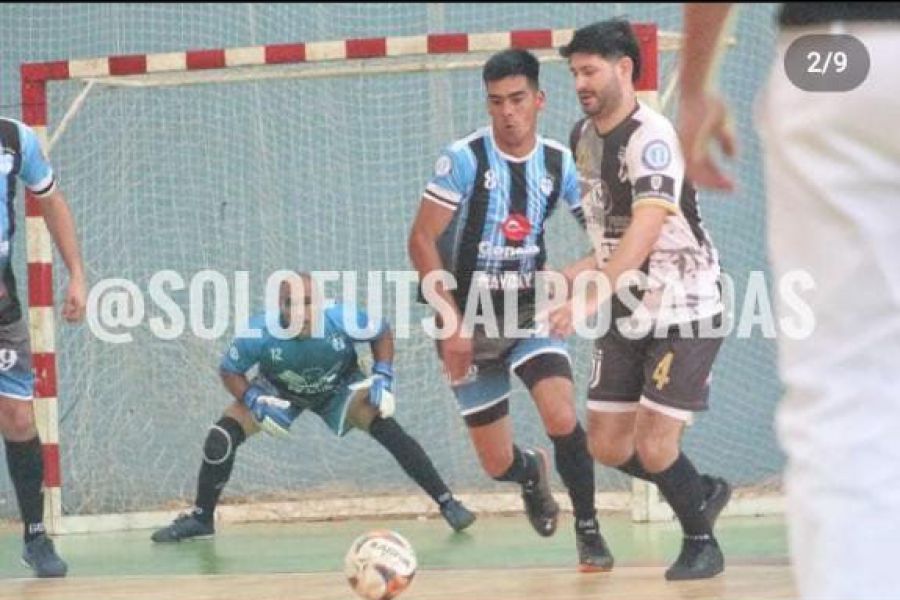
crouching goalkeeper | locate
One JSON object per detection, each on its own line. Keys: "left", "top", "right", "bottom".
{"left": 152, "top": 272, "right": 475, "bottom": 542}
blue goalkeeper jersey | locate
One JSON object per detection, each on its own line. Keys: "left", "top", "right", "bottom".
{"left": 219, "top": 304, "right": 387, "bottom": 407}
{"left": 0, "top": 118, "right": 58, "bottom": 323}
{"left": 421, "top": 126, "right": 584, "bottom": 313}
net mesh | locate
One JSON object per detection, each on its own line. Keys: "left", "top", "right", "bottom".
{"left": 0, "top": 3, "right": 783, "bottom": 517}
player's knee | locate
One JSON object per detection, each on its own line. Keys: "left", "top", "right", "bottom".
{"left": 588, "top": 435, "right": 633, "bottom": 467}
{"left": 349, "top": 397, "right": 378, "bottom": 432}
{"left": 0, "top": 401, "right": 36, "bottom": 440}
{"left": 542, "top": 408, "right": 576, "bottom": 437}
{"left": 203, "top": 417, "right": 246, "bottom": 465}
{"left": 635, "top": 436, "right": 678, "bottom": 473}
{"left": 515, "top": 354, "right": 575, "bottom": 435}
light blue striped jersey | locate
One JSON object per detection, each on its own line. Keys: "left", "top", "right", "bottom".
{"left": 421, "top": 127, "right": 583, "bottom": 312}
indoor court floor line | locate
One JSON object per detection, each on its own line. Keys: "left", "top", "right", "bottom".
{"left": 0, "top": 513, "right": 795, "bottom": 599}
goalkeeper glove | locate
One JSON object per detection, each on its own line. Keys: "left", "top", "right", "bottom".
{"left": 350, "top": 361, "right": 395, "bottom": 418}
{"left": 242, "top": 385, "right": 296, "bottom": 438}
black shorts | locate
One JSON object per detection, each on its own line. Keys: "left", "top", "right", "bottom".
{"left": 587, "top": 315, "right": 724, "bottom": 416}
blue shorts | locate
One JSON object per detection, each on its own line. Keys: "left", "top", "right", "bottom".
{"left": 251, "top": 370, "right": 366, "bottom": 437}
{"left": 0, "top": 318, "right": 34, "bottom": 400}
{"left": 439, "top": 332, "right": 570, "bottom": 418}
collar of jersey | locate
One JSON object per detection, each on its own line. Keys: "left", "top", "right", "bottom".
{"left": 593, "top": 100, "right": 643, "bottom": 138}
{"left": 488, "top": 127, "right": 539, "bottom": 163}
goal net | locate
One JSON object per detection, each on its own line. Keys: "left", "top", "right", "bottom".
{"left": 13, "top": 5, "right": 782, "bottom": 532}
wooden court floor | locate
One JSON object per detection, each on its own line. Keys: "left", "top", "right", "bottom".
{"left": 0, "top": 565, "right": 795, "bottom": 600}
{"left": 0, "top": 513, "right": 795, "bottom": 600}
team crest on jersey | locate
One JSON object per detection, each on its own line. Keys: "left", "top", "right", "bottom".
{"left": 330, "top": 334, "right": 346, "bottom": 352}
{"left": 539, "top": 175, "right": 554, "bottom": 196}
{"left": 434, "top": 155, "right": 451, "bottom": 177}
{"left": 642, "top": 140, "right": 671, "bottom": 170}
{"left": 483, "top": 169, "right": 498, "bottom": 190}
{"left": 0, "top": 150, "right": 13, "bottom": 176}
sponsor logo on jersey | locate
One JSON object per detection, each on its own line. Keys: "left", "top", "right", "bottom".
{"left": 279, "top": 367, "right": 342, "bottom": 395}
{"left": 472, "top": 271, "right": 534, "bottom": 291}
{"left": 478, "top": 241, "right": 540, "bottom": 261}
{"left": 501, "top": 214, "right": 532, "bottom": 242}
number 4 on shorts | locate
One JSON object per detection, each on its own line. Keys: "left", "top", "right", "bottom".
{"left": 652, "top": 351, "right": 674, "bottom": 391}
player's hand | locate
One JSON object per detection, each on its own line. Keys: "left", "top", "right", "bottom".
{"left": 677, "top": 92, "right": 737, "bottom": 192}
{"left": 242, "top": 386, "right": 294, "bottom": 438}
{"left": 62, "top": 273, "right": 87, "bottom": 323}
{"left": 369, "top": 361, "right": 396, "bottom": 418}
{"left": 547, "top": 301, "right": 576, "bottom": 338}
{"left": 441, "top": 330, "right": 473, "bottom": 385}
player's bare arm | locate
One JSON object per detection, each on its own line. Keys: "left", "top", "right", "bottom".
{"left": 38, "top": 187, "right": 86, "bottom": 323}
{"left": 559, "top": 253, "right": 600, "bottom": 289}
{"left": 370, "top": 325, "right": 394, "bottom": 365}
{"left": 408, "top": 199, "right": 472, "bottom": 382}
{"left": 678, "top": 3, "right": 737, "bottom": 191}
{"left": 220, "top": 370, "right": 250, "bottom": 401}
{"left": 548, "top": 203, "right": 669, "bottom": 336}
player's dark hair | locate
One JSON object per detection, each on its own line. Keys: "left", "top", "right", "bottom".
{"left": 559, "top": 19, "right": 642, "bottom": 83}
{"left": 482, "top": 49, "right": 540, "bottom": 89}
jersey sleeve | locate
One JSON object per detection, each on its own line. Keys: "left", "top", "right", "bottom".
{"left": 16, "top": 122, "right": 57, "bottom": 198}
{"left": 625, "top": 119, "right": 684, "bottom": 213}
{"left": 219, "top": 315, "right": 266, "bottom": 374}
{"left": 421, "top": 143, "right": 476, "bottom": 212}
{"left": 560, "top": 150, "right": 586, "bottom": 229}
{"left": 326, "top": 304, "right": 389, "bottom": 343}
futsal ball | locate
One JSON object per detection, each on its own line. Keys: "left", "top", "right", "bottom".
{"left": 344, "top": 530, "right": 417, "bottom": 600}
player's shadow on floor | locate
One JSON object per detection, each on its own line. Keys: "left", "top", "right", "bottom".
{"left": 150, "top": 538, "right": 221, "bottom": 575}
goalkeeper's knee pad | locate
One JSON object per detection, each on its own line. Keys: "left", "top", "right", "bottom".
{"left": 203, "top": 416, "right": 246, "bottom": 465}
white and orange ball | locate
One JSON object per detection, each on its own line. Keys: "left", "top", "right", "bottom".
{"left": 344, "top": 530, "right": 417, "bottom": 600}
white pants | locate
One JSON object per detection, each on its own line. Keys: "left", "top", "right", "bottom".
{"left": 757, "top": 22, "right": 900, "bottom": 600}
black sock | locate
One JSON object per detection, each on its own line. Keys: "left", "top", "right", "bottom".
{"left": 650, "top": 452, "right": 711, "bottom": 538}
{"left": 492, "top": 445, "right": 538, "bottom": 486}
{"left": 550, "top": 423, "right": 597, "bottom": 522}
{"left": 369, "top": 417, "right": 452, "bottom": 506}
{"left": 194, "top": 417, "right": 246, "bottom": 524}
{"left": 617, "top": 453, "right": 654, "bottom": 482}
{"left": 5, "top": 436, "right": 46, "bottom": 542}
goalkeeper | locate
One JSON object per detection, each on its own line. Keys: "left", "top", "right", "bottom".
{"left": 152, "top": 273, "right": 475, "bottom": 542}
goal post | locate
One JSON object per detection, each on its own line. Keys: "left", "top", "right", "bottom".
{"left": 20, "top": 24, "right": 766, "bottom": 536}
